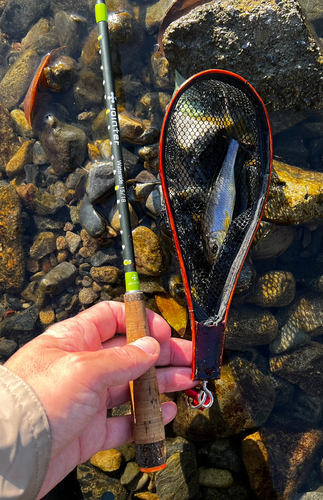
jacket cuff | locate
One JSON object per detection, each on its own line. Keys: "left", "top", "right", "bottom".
{"left": 0, "top": 365, "right": 51, "bottom": 500}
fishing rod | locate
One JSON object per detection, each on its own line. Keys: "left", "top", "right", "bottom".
{"left": 95, "top": 0, "right": 166, "bottom": 472}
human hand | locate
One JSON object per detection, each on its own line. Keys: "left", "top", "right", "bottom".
{"left": 4, "top": 301, "right": 196, "bottom": 498}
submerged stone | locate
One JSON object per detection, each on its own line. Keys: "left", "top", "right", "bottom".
{"left": 245, "top": 270, "right": 296, "bottom": 308}
{"left": 39, "top": 261, "right": 77, "bottom": 296}
{"left": 0, "top": 184, "right": 25, "bottom": 292}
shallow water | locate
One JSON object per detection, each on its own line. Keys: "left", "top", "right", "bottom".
{"left": 0, "top": 0, "right": 322, "bottom": 499}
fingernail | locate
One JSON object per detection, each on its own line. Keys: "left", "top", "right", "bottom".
{"left": 132, "top": 337, "right": 159, "bottom": 356}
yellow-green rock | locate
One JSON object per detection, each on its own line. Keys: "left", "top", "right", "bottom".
{"left": 6, "top": 140, "right": 34, "bottom": 177}
{"left": 90, "top": 449, "right": 122, "bottom": 472}
{"left": 133, "top": 226, "right": 169, "bottom": 276}
{"left": 264, "top": 160, "right": 323, "bottom": 225}
{"left": 198, "top": 467, "right": 234, "bottom": 488}
{"left": 155, "top": 292, "right": 188, "bottom": 336}
{"left": 245, "top": 271, "right": 296, "bottom": 308}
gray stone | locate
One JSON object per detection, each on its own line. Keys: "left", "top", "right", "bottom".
{"left": 91, "top": 248, "right": 120, "bottom": 267}
{"left": 0, "top": 0, "right": 50, "bottom": 39}
{"left": 39, "top": 262, "right": 77, "bottom": 296}
{"left": 0, "top": 305, "right": 39, "bottom": 338}
{"left": 79, "top": 194, "right": 107, "bottom": 237}
{"left": 86, "top": 161, "right": 115, "bottom": 205}
{"left": 162, "top": 0, "right": 323, "bottom": 114}
{"left": 293, "top": 494, "right": 323, "bottom": 500}
{"left": 198, "top": 439, "right": 242, "bottom": 475}
{"left": 0, "top": 339, "right": 17, "bottom": 357}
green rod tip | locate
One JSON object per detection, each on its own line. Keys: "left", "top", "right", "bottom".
{"left": 95, "top": 2, "right": 107, "bottom": 23}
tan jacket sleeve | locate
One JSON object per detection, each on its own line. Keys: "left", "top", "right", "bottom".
{"left": 0, "top": 365, "right": 51, "bottom": 500}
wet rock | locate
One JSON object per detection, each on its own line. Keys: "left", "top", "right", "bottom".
{"left": 86, "top": 161, "right": 114, "bottom": 205}
{"left": 155, "top": 450, "right": 198, "bottom": 500}
{"left": 90, "top": 266, "right": 122, "bottom": 284}
{"left": 43, "top": 55, "right": 77, "bottom": 93}
{"left": 0, "top": 338, "right": 17, "bottom": 357}
{"left": 264, "top": 161, "right": 323, "bottom": 225}
{"left": 138, "top": 275, "right": 165, "bottom": 294}
{"left": 225, "top": 305, "right": 278, "bottom": 350}
{"left": 174, "top": 357, "right": 275, "bottom": 441}
{"left": 78, "top": 287, "right": 99, "bottom": 305}
{"left": 54, "top": 11, "right": 87, "bottom": 59}
{"left": 245, "top": 271, "right": 296, "bottom": 308}
{"left": 108, "top": 11, "right": 145, "bottom": 55}
{"left": 79, "top": 193, "right": 107, "bottom": 237}
{"left": 136, "top": 92, "right": 171, "bottom": 118}
{"left": 197, "top": 439, "right": 242, "bottom": 475}
{"left": 120, "top": 462, "right": 149, "bottom": 491}
{"left": 91, "top": 247, "right": 120, "bottom": 267}
{"left": 234, "top": 256, "right": 255, "bottom": 294}
{"left": 155, "top": 293, "right": 187, "bottom": 337}
{"left": 0, "top": 103, "right": 20, "bottom": 171}
{"left": 293, "top": 494, "right": 323, "bottom": 500}
{"left": 119, "top": 112, "right": 160, "bottom": 145}
{"left": 21, "top": 18, "right": 51, "bottom": 51}
{"left": 0, "top": 304, "right": 39, "bottom": 338}
{"left": 39, "top": 261, "right": 77, "bottom": 295}
{"left": 202, "top": 482, "right": 249, "bottom": 500}
{"left": 90, "top": 449, "right": 122, "bottom": 473}
{"left": 65, "top": 231, "right": 81, "bottom": 254}
{"left": 161, "top": 0, "right": 323, "bottom": 113}
{"left": 108, "top": 202, "right": 138, "bottom": 233}
{"left": 242, "top": 418, "right": 322, "bottom": 500}
{"left": 5, "top": 140, "right": 33, "bottom": 177}
{"left": 39, "top": 305, "right": 55, "bottom": 326}
{"left": 73, "top": 69, "right": 104, "bottom": 110}
{"left": 145, "top": 185, "right": 164, "bottom": 217}
{"left": 133, "top": 226, "right": 169, "bottom": 276}
{"left": 270, "top": 291, "right": 323, "bottom": 354}
{"left": 30, "top": 232, "right": 56, "bottom": 260}
{"left": 151, "top": 51, "right": 174, "bottom": 90}
{"left": 31, "top": 188, "right": 66, "bottom": 215}
{"left": 252, "top": 222, "right": 296, "bottom": 260}
{"left": 287, "top": 388, "right": 323, "bottom": 426}
{"left": 116, "top": 442, "right": 136, "bottom": 463}
{"left": 0, "top": 0, "right": 50, "bottom": 39}
{"left": 39, "top": 115, "right": 88, "bottom": 175}
{"left": 0, "top": 48, "right": 39, "bottom": 110}
{"left": 270, "top": 341, "right": 323, "bottom": 397}
{"left": 0, "top": 184, "right": 25, "bottom": 292}
{"left": 289, "top": 254, "right": 323, "bottom": 293}
{"left": 10, "top": 109, "right": 33, "bottom": 138}
{"left": 77, "top": 462, "right": 128, "bottom": 500}
{"left": 198, "top": 467, "right": 234, "bottom": 488}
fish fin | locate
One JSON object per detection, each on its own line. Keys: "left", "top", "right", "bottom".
{"left": 174, "top": 69, "right": 186, "bottom": 93}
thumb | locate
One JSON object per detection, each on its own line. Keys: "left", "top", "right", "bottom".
{"left": 80, "top": 336, "right": 160, "bottom": 394}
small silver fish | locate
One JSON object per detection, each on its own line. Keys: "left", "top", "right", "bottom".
{"left": 202, "top": 138, "right": 239, "bottom": 264}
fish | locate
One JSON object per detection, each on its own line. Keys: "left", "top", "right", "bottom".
{"left": 202, "top": 138, "right": 239, "bottom": 264}
{"left": 24, "top": 47, "right": 65, "bottom": 127}
{"left": 173, "top": 71, "right": 244, "bottom": 156}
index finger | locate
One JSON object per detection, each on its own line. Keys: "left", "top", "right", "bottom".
{"left": 47, "top": 301, "right": 171, "bottom": 351}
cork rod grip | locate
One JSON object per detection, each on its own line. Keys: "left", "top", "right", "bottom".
{"left": 124, "top": 292, "right": 166, "bottom": 472}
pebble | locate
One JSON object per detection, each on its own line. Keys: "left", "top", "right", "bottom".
{"left": 90, "top": 266, "right": 122, "bottom": 284}
{"left": 90, "top": 449, "right": 122, "bottom": 472}
{"left": 0, "top": 49, "right": 39, "bottom": 110}
{"left": 56, "top": 236, "right": 67, "bottom": 251}
{"left": 198, "top": 467, "right": 234, "bottom": 488}
{"left": 0, "top": 305, "right": 39, "bottom": 338}
{"left": 65, "top": 231, "right": 81, "bottom": 254}
{"left": 5, "top": 140, "right": 34, "bottom": 177}
{"left": 79, "top": 193, "right": 107, "bottom": 237}
{"left": 39, "top": 262, "right": 77, "bottom": 296}
{"left": 108, "top": 202, "right": 138, "bottom": 233}
{"left": 132, "top": 226, "right": 169, "bottom": 276}
{"left": 90, "top": 247, "right": 120, "bottom": 267}
{"left": 10, "top": 109, "right": 33, "bottom": 138}
{"left": 86, "top": 161, "right": 115, "bottom": 205}
{"left": 39, "top": 115, "right": 88, "bottom": 175}
{"left": 29, "top": 232, "right": 56, "bottom": 260}
{"left": 78, "top": 287, "right": 99, "bottom": 305}
{"left": 39, "top": 305, "right": 55, "bottom": 326}
{"left": 0, "top": 338, "right": 17, "bottom": 357}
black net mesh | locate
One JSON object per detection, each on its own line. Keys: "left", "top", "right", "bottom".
{"left": 160, "top": 73, "right": 271, "bottom": 326}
